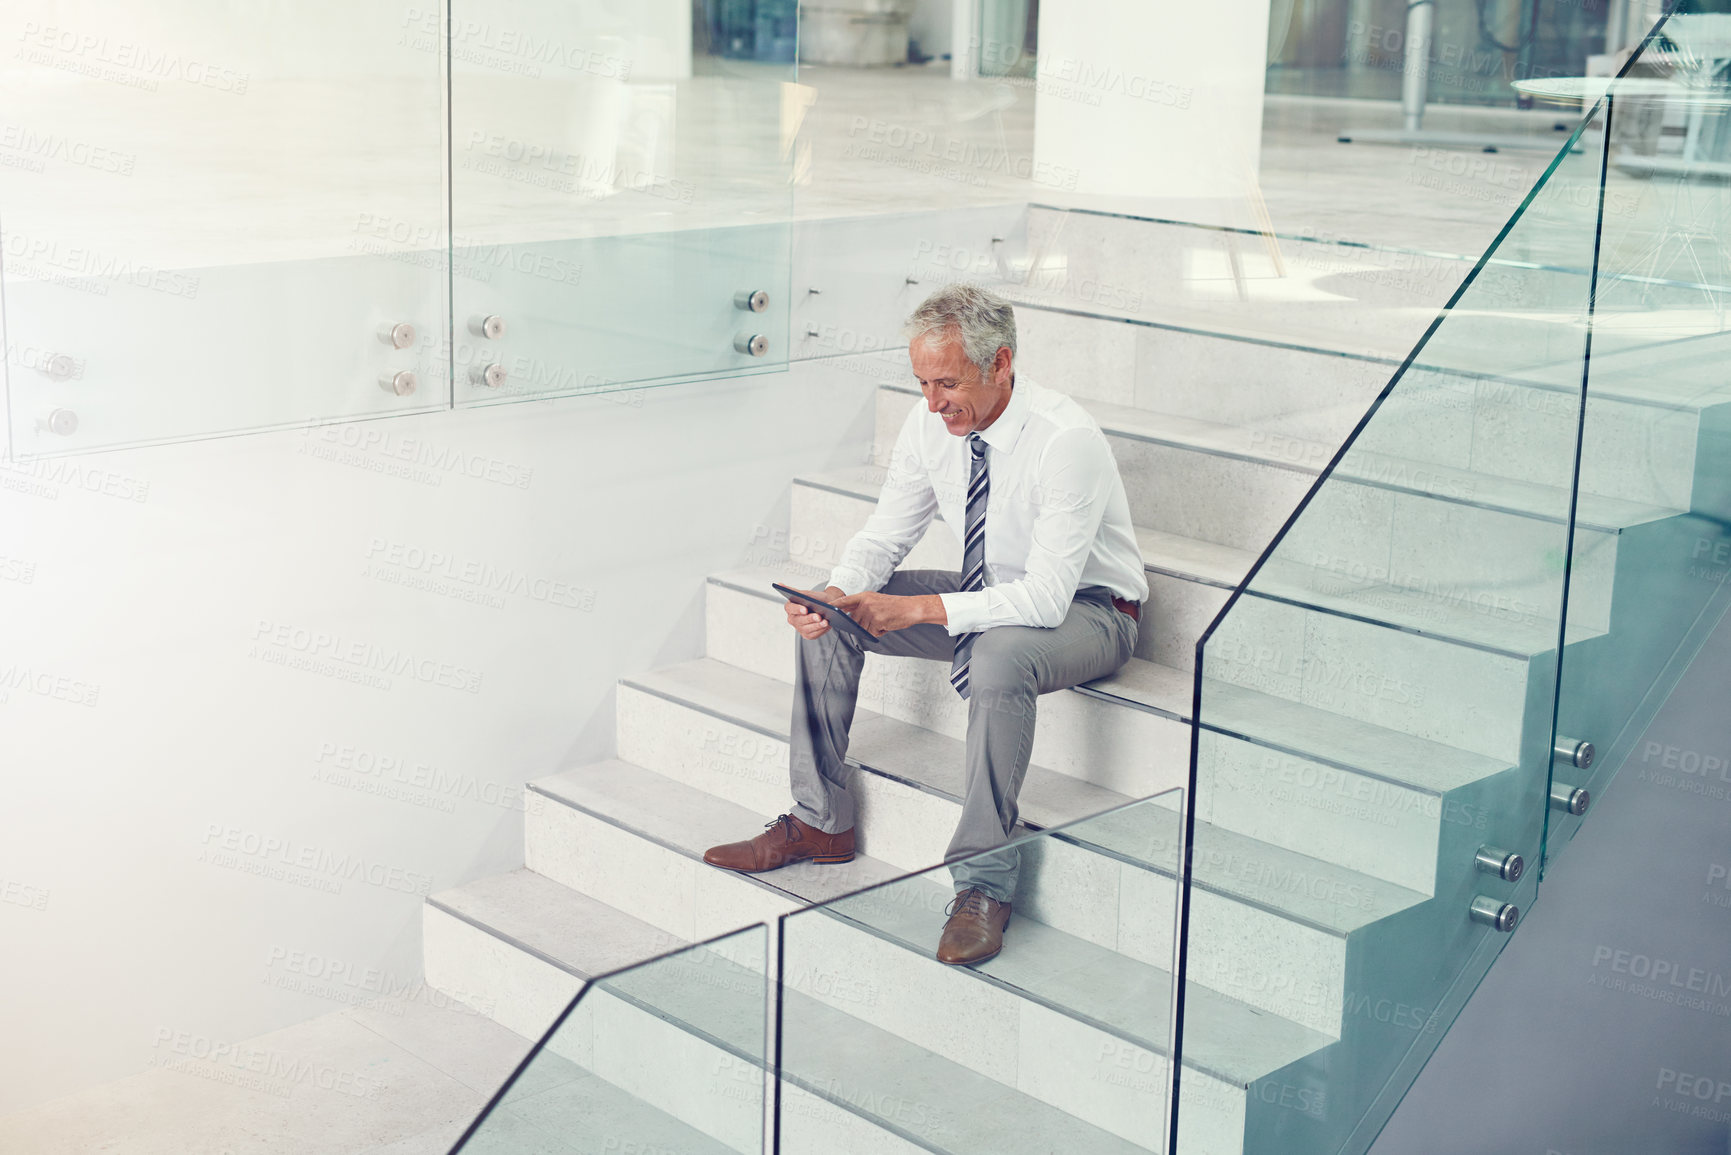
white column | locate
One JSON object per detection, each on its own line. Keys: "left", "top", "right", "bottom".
{"left": 1033, "top": 0, "right": 1272, "bottom": 221}
{"left": 951, "top": 0, "right": 981, "bottom": 79}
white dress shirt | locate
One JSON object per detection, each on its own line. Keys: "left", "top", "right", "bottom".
{"left": 828, "top": 380, "right": 1148, "bottom": 636}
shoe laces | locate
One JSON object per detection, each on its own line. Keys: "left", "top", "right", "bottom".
{"left": 946, "top": 888, "right": 994, "bottom": 919}
{"left": 764, "top": 813, "right": 802, "bottom": 842}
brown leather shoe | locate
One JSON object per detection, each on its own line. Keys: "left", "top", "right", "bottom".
{"left": 702, "top": 814, "right": 855, "bottom": 873}
{"left": 936, "top": 888, "right": 1011, "bottom": 966}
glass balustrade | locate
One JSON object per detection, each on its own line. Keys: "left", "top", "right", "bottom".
{"left": 990, "top": 205, "right": 1487, "bottom": 365}
{"left": 1181, "top": 80, "right": 1613, "bottom": 1155}
{"left": 1, "top": 0, "right": 795, "bottom": 454}
{"left": 451, "top": 791, "right": 1183, "bottom": 1153}
{"left": 776, "top": 789, "right": 1183, "bottom": 1154}
{"left": 1544, "top": 14, "right": 1731, "bottom": 853}
{"left": 449, "top": 924, "right": 768, "bottom": 1155}
{"left": 0, "top": 1, "right": 451, "bottom": 454}
{"left": 446, "top": 0, "right": 794, "bottom": 406}
{"left": 1159, "top": 14, "right": 1731, "bottom": 1152}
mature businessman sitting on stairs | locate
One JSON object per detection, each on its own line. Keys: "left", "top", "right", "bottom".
{"left": 704, "top": 283, "right": 1148, "bottom": 966}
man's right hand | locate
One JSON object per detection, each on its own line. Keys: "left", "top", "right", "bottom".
{"left": 784, "top": 587, "right": 847, "bottom": 640}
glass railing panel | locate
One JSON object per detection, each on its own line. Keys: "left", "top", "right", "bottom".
{"left": 1547, "top": 18, "right": 1731, "bottom": 850}
{"left": 448, "top": 1, "right": 794, "bottom": 406}
{"left": 451, "top": 924, "right": 767, "bottom": 1155}
{"left": 0, "top": 1, "right": 449, "bottom": 455}
{"left": 985, "top": 200, "right": 1621, "bottom": 468}
{"left": 996, "top": 206, "right": 1482, "bottom": 364}
{"left": 1185, "top": 99, "right": 1611, "bottom": 1153}
{"left": 776, "top": 789, "right": 1186, "bottom": 1154}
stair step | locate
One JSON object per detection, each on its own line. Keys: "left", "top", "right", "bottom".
{"left": 1200, "top": 678, "right": 1509, "bottom": 795}
{"left": 431, "top": 868, "right": 681, "bottom": 980}
{"left": 1083, "top": 799, "right": 1426, "bottom": 936}
{"left": 1010, "top": 302, "right": 1394, "bottom": 451}
{"left": 706, "top": 562, "right": 1507, "bottom": 795}
{"left": 806, "top": 869, "right": 1334, "bottom": 1088}
{"left": 871, "top": 383, "right": 1625, "bottom": 643}
{"left": 423, "top": 869, "right": 648, "bottom": 1045}
{"left": 428, "top": 868, "right": 769, "bottom": 1153}
{"left": 805, "top": 439, "right": 1579, "bottom": 752}
{"left": 458, "top": 1052, "right": 741, "bottom": 1155}
{"left": 868, "top": 387, "right": 1305, "bottom": 556}
{"left": 1578, "top": 330, "right": 1731, "bottom": 409}
{"left": 621, "top": 656, "right": 1136, "bottom": 852}
{"left": 709, "top": 563, "right": 1193, "bottom": 715}
{"left": 704, "top": 564, "right": 1189, "bottom": 800}
{"left": 1008, "top": 300, "right": 1721, "bottom": 511}
{"left": 702, "top": 578, "right": 1508, "bottom": 889}
{"left": 784, "top": 893, "right": 1252, "bottom": 1152}
{"left": 604, "top": 660, "right": 1428, "bottom": 1032}
{"left": 794, "top": 462, "right": 1257, "bottom": 585}
{"left": 530, "top": 755, "right": 906, "bottom": 918}
{"left": 455, "top": 792, "right": 1317, "bottom": 1153}
{"left": 1010, "top": 205, "right": 1445, "bottom": 361}
{"left": 647, "top": 642, "right": 1438, "bottom": 937}
{"left": 787, "top": 466, "right": 1583, "bottom": 760}
{"left": 784, "top": 993, "right": 1158, "bottom": 1155}
{"left": 877, "top": 380, "right": 1678, "bottom": 534}
{"left": 795, "top": 464, "right": 1603, "bottom": 659}
{"left": 495, "top": 768, "right": 1239, "bottom": 1149}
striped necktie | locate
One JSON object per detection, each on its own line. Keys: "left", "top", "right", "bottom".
{"left": 949, "top": 433, "right": 989, "bottom": 699}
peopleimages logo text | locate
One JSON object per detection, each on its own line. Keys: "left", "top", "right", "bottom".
{"left": 201, "top": 825, "right": 434, "bottom": 896}
{"left": 1591, "top": 946, "right": 1731, "bottom": 997}
{"left": 250, "top": 621, "right": 484, "bottom": 694}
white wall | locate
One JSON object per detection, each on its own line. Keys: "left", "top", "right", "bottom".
{"left": 0, "top": 362, "right": 877, "bottom": 1111}
{"left": 1033, "top": 0, "right": 1272, "bottom": 222}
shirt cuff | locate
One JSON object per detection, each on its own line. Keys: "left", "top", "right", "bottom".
{"left": 826, "top": 568, "right": 866, "bottom": 598}
{"left": 939, "top": 590, "right": 991, "bottom": 636}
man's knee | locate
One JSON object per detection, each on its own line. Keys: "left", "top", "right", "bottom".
{"left": 797, "top": 626, "right": 860, "bottom": 656}
{"left": 971, "top": 627, "right": 1033, "bottom": 669}
{"left": 968, "top": 629, "right": 1037, "bottom": 699}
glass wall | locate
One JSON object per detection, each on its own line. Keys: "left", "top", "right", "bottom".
{"left": 1268, "top": 0, "right": 1630, "bottom": 107}
{"left": 1, "top": 0, "right": 796, "bottom": 453}
{"left": 1, "top": 2, "right": 450, "bottom": 454}
{"left": 446, "top": 0, "right": 794, "bottom": 407}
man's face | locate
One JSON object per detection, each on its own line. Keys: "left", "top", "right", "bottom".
{"left": 909, "top": 330, "right": 1013, "bottom": 438}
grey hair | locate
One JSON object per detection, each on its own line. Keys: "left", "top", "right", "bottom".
{"left": 903, "top": 283, "right": 1017, "bottom": 380}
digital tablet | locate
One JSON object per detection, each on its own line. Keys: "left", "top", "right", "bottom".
{"left": 772, "top": 583, "right": 876, "bottom": 644}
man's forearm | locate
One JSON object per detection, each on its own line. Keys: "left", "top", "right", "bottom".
{"left": 832, "top": 590, "right": 949, "bottom": 636}
{"left": 913, "top": 593, "right": 947, "bottom": 627}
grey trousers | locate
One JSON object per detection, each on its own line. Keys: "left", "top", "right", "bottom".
{"left": 788, "top": 569, "right": 1139, "bottom": 903}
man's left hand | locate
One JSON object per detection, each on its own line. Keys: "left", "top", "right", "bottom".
{"left": 833, "top": 592, "right": 946, "bottom": 638}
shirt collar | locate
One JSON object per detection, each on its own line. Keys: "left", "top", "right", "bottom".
{"left": 974, "top": 379, "right": 1032, "bottom": 455}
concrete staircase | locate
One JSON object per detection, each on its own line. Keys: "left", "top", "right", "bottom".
{"left": 423, "top": 208, "right": 1731, "bottom": 1155}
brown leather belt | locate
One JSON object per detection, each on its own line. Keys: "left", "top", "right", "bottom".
{"left": 1112, "top": 596, "right": 1140, "bottom": 622}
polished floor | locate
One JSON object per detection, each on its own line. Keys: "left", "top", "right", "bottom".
{"left": 0, "top": 988, "right": 526, "bottom": 1154}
